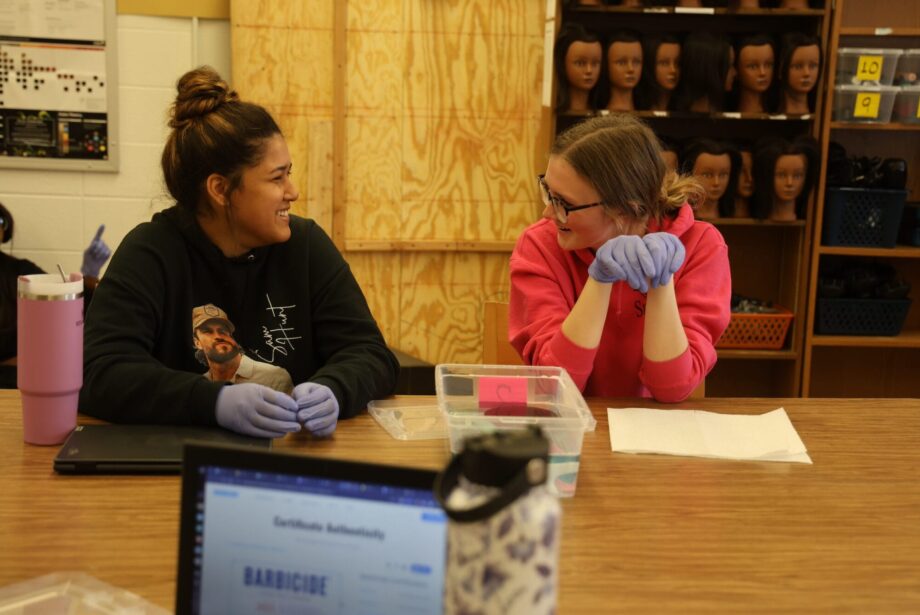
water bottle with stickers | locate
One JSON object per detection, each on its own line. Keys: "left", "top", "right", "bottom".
{"left": 434, "top": 426, "right": 560, "bottom": 615}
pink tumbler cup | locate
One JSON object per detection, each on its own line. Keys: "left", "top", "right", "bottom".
{"left": 17, "top": 273, "right": 84, "bottom": 445}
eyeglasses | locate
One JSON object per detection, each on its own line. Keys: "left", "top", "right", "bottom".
{"left": 537, "top": 175, "right": 605, "bottom": 223}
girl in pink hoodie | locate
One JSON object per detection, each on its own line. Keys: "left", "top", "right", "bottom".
{"left": 510, "top": 115, "right": 731, "bottom": 402}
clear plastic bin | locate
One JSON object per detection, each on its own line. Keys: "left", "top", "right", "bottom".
{"left": 368, "top": 398, "right": 448, "bottom": 440}
{"left": 832, "top": 85, "right": 898, "bottom": 123}
{"left": 0, "top": 572, "right": 170, "bottom": 614}
{"left": 435, "top": 364, "right": 595, "bottom": 498}
{"left": 836, "top": 48, "right": 903, "bottom": 86}
{"left": 894, "top": 49, "right": 920, "bottom": 85}
{"left": 892, "top": 85, "right": 920, "bottom": 123}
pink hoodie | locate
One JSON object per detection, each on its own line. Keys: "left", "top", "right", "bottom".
{"left": 509, "top": 205, "right": 731, "bottom": 402}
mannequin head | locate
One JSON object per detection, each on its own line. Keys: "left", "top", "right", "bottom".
{"left": 675, "top": 32, "right": 735, "bottom": 113}
{"left": 659, "top": 136, "right": 680, "bottom": 173}
{"left": 735, "top": 34, "right": 776, "bottom": 113}
{"left": 777, "top": 32, "right": 821, "bottom": 114}
{"left": 735, "top": 144, "right": 754, "bottom": 217}
{"left": 636, "top": 33, "right": 681, "bottom": 111}
{"left": 605, "top": 30, "right": 643, "bottom": 111}
{"left": 681, "top": 138, "right": 740, "bottom": 219}
{"left": 751, "top": 135, "right": 819, "bottom": 220}
{"left": 554, "top": 23, "right": 604, "bottom": 113}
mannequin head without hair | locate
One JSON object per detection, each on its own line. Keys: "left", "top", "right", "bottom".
{"left": 680, "top": 138, "right": 740, "bottom": 219}
{"left": 751, "top": 135, "right": 819, "bottom": 221}
{"left": 554, "top": 23, "right": 604, "bottom": 113}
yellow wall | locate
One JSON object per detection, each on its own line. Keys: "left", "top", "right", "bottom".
{"left": 231, "top": 1, "right": 546, "bottom": 364}
{"left": 117, "top": 0, "right": 229, "bottom": 19}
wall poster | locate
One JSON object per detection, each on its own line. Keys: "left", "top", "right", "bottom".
{"left": 0, "top": 0, "right": 118, "bottom": 171}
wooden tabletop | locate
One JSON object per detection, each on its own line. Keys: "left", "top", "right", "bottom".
{"left": 1, "top": 391, "right": 919, "bottom": 612}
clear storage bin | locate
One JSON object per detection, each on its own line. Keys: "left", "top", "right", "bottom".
{"left": 832, "top": 85, "right": 898, "bottom": 123}
{"left": 894, "top": 49, "right": 920, "bottom": 85}
{"left": 836, "top": 48, "right": 903, "bottom": 86}
{"left": 435, "top": 364, "right": 595, "bottom": 498}
{"left": 892, "top": 85, "right": 920, "bottom": 123}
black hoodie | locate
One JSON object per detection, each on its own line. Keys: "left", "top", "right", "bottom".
{"left": 79, "top": 206, "right": 398, "bottom": 425}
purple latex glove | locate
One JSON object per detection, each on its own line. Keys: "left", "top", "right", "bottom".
{"left": 81, "top": 224, "right": 112, "bottom": 278}
{"left": 642, "top": 232, "right": 686, "bottom": 288}
{"left": 215, "top": 383, "right": 301, "bottom": 438}
{"left": 292, "top": 382, "right": 340, "bottom": 437}
{"left": 588, "top": 235, "right": 656, "bottom": 293}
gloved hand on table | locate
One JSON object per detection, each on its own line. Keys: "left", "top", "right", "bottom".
{"left": 292, "top": 382, "right": 340, "bottom": 437}
{"left": 216, "top": 383, "right": 301, "bottom": 438}
{"left": 81, "top": 224, "right": 112, "bottom": 278}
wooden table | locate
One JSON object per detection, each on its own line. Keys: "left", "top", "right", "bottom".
{"left": 1, "top": 391, "right": 919, "bottom": 612}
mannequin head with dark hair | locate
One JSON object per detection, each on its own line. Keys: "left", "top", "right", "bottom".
{"left": 777, "top": 32, "right": 821, "bottom": 115}
{"left": 658, "top": 136, "right": 680, "bottom": 173}
{"left": 735, "top": 142, "right": 754, "bottom": 218}
{"left": 751, "top": 135, "right": 819, "bottom": 221}
{"left": 554, "top": 23, "right": 604, "bottom": 113}
{"left": 605, "top": 30, "right": 643, "bottom": 112}
{"left": 735, "top": 33, "right": 777, "bottom": 114}
{"left": 636, "top": 33, "right": 681, "bottom": 111}
{"left": 681, "top": 138, "right": 740, "bottom": 219}
{"left": 675, "top": 32, "right": 736, "bottom": 113}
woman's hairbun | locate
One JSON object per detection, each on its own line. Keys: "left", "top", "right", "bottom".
{"left": 168, "top": 65, "right": 239, "bottom": 129}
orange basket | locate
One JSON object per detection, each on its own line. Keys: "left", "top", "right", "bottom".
{"left": 716, "top": 307, "right": 794, "bottom": 350}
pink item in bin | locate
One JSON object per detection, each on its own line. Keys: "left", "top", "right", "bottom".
{"left": 17, "top": 273, "right": 84, "bottom": 445}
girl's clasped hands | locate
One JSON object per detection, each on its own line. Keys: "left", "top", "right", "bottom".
{"left": 587, "top": 232, "right": 685, "bottom": 293}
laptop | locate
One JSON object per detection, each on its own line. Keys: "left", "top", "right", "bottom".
{"left": 175, "top": 443, "right": 447, "bottom": 615}
{"left": 53, "top": 425, "right": 271, "bottom": 474}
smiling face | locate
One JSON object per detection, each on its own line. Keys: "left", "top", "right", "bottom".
{"left": 692, "top": 152, "right": 732, "bottom": 205}
{"left": 565, "top": 40, "right": 603, "bottom": 92}
{"left": 227, "top": 133, "right": 298, "bottom": 251}
{"left": 774, "top": 153, "right": 807, "bottom": 203}
{"left": 655, "top": 42, "right": 681, "bottom": 91}
{"left": 786, "top": 44, "right": 820, "bottom": 94}
{"left": 738, "top": 44, "right": 774, "bottom": 93}
{"left": 541, "top": 156, "right": 625, "bottom": 251}
{"left": 608, "top": 41, "right": 643, "bottom": 89}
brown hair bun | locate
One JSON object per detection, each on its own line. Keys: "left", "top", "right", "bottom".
{"left": 169, "top": 66, "right": 239, "bottom": 129}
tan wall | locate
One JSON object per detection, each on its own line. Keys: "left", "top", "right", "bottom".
{"left": 232, "top": 0, "right": 546, "bottom": 364}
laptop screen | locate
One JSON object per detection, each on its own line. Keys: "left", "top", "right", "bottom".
{"left": 176, "top": 445, "right": 447, "bottom": 615}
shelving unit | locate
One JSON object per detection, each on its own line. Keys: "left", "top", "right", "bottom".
{"left": 802, "top": 0, "right": 920, "bottom": 396}
{"left": 548, "top": 1, "right": 831, "bottom": 397}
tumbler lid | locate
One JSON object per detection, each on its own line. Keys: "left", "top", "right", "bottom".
{"left": 460, "top": 426, "right": 549, "bottom": 488}
{"left": 18, "top": 273, "right": 83, "bottom": 301}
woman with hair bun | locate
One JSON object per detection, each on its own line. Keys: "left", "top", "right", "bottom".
{"left": 79, "top": 67, "right": 398, "bottom": 438}
{"left": 510, "top": 114, "right": 731, "bottom": 402}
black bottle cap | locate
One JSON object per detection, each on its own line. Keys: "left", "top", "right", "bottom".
{"left": 459, "top": 426, "right": 549, "bottom": 488}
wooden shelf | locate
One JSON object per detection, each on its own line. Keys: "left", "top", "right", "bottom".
{"left": 819, "top": 245, "right": 920, "bottom": 258}
{"left": 810, "top": 329, "right": 920, "bottom": 348}
{"left": 840, "top": 27, "right": 920, "bottom": 36}
{"left": 830, "top": 122, "right": 920, "bottom": 132}
{"left": 570, "top": 7, "right": 825, "bottom": 16}
{"left": 713, "top": 218, "right": 806, "bottom": 227}
{"left": 717, "top": 349, "right": 798, "bottom": 360}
